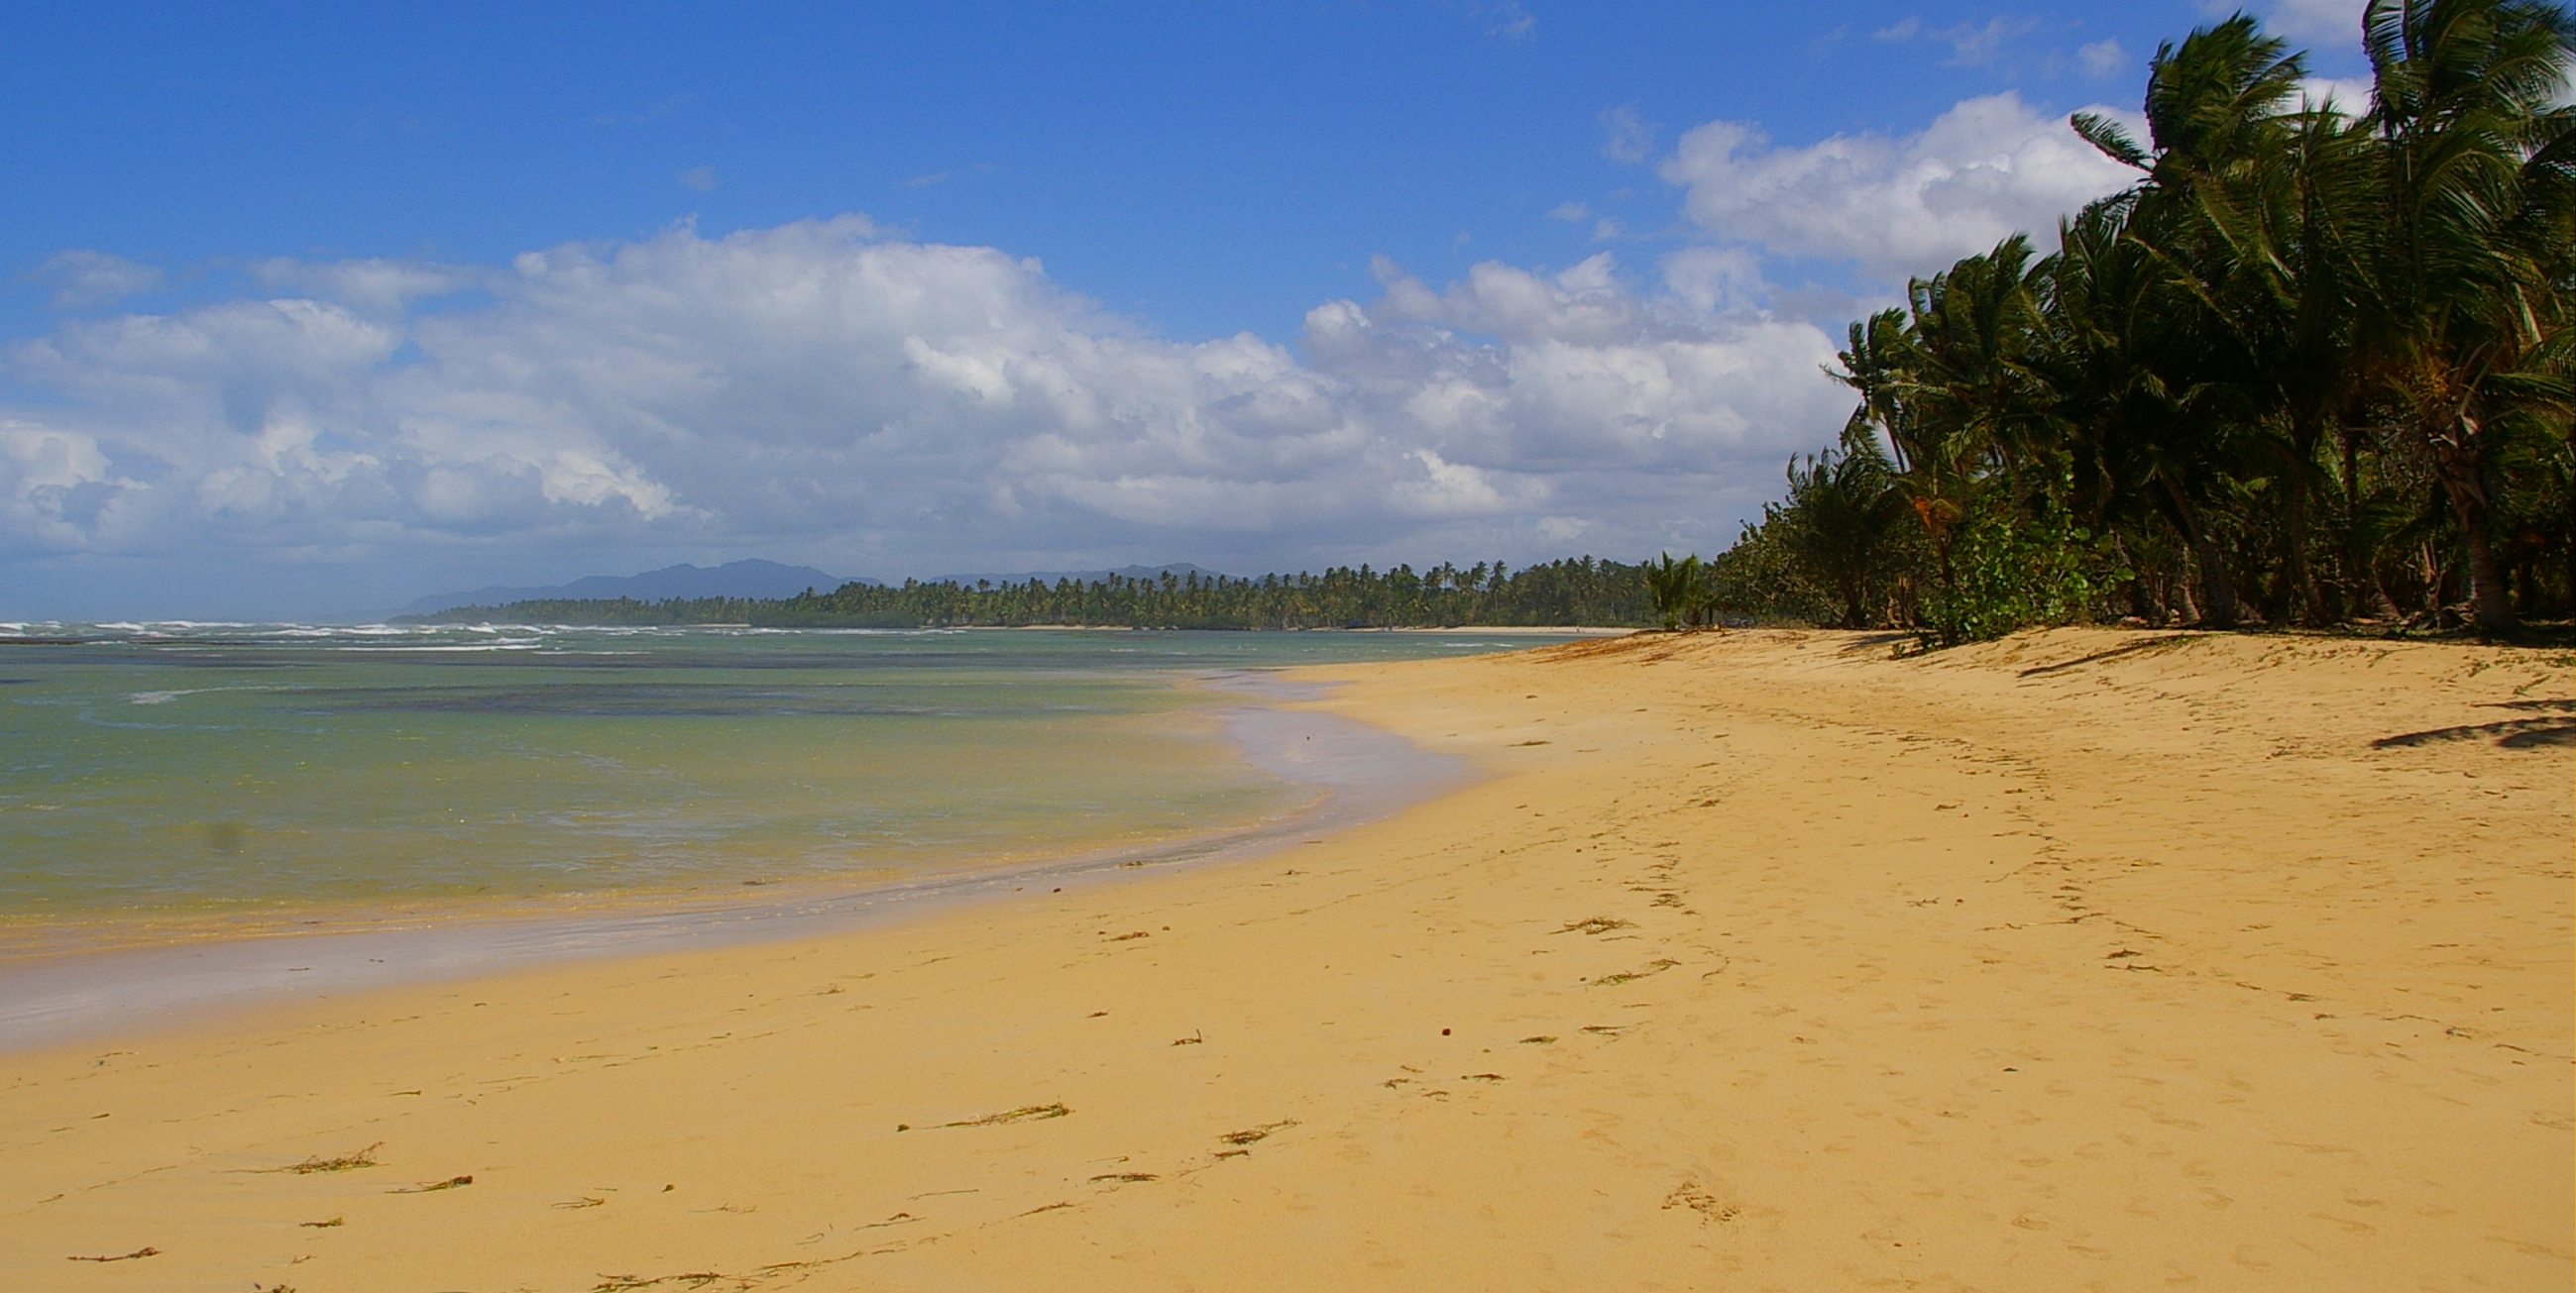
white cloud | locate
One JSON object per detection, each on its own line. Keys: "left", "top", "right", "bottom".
{"left": 2079, "top": 39, "right": 2127, "bottom": 76}
{"left": 2299, "top": 73, "right": 2375, "bottom": 111}
{"left": 0, "top": 418, "right": 132, "bottom": 552}
{"left": 30, "top": 250, "right": 167, "bottom": 309}
{"left": 1658, "top": 246, "right": 1771, "bottom": 317}
{"left": 1546, "top": 200, "right": 1591, "bottom": 222}
{"left": 677, "top": 165, "right": 719, "bottom": 192}
{"left": 1329, "top": 254, "right": 1846, "bottom": 474}
{"left": 0, "top": 218, "right": 1849, "bottom": 602}
{"left": 1658, "top": 91, "right": 2142, "bottom": 284}
{"left": 249, "top": 257, "right": 486, "bottom": 315}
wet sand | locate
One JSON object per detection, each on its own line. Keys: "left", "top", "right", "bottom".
{"left": 2, "top": 628, "right": 2567, "bottom": 1291}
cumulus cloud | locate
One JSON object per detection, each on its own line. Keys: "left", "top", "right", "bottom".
{"left": 1658, "top": 91, "right": 2142, "bottom": 285}
{"left": 0, "top": 218, "right": 1849, "bottom": 602}
{"left": 1657, "top": 246, "right": 1772, "bottom": 318}
{"left": 2079, "top": 39, "right": 2128, "bottom": 76}
{"left": 2299, "top": 73, "right": 2376, "bottom": 111}
{"left": 30, "top": 250, "right": 167, "bottom": 309}
{"left": 1335, "top": 252, "right": 1843, "bottom": 473}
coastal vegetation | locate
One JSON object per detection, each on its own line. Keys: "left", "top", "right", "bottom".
{"left": 407, "top": 558, "right": 1655, "bottom": 629}
{"left": 1702, "top": 0, "right": 2576, "bottom": 644}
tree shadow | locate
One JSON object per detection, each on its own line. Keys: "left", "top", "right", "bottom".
{"left": 2372, "top": 713, "right": 2576, "bottom": 749}
{"left": 2015, "top": 634, "right": 2205, "bottom": 677}
{"left": 1834, "top": 631, "right": 1914, "bottom": 655}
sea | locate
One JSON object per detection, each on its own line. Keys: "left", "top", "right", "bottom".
{"left": 0, "top": 623, "right": 1564, "bottom": 962}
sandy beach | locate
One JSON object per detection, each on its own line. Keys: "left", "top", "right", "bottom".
{"left": 3, "top": 627, "right": 2567, "bottom": 1291}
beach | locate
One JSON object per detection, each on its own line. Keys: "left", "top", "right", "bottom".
{"left": 3, "top": 627, "right": 2568, "bottom": 1290}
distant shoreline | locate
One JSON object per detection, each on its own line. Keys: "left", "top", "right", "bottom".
{"left": 396, "top": 556, "right": 1661, "bottom": 630}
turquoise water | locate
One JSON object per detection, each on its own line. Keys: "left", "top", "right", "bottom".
{"left": 0, "top": 624, "right": 1556, "bottom": 928}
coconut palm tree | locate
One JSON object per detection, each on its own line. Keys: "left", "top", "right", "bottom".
{"left": 2354, "top": 0, "right": 2576, "bottom": 632}
{"left": 1641, "top": 553, "right": 1703, "bottom": 630}
{"left": 1834, "top": 239, "right": 2054, "bottom": 601}
{"left": 1779, "top": 423, "right": 1908, "bottom": 627}
{"left": 2040, "top": 196, "right": 2257, "bottom": 628}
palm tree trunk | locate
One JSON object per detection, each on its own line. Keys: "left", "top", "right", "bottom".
{"left": 2286, "top": 420, "right": 2328, "bottom": 625}
{"left": 2158, "top": 479, "right": 2238, "bottom": 629}
{"left": 2426, "top": 429, "right": 2517, "bottom": 634}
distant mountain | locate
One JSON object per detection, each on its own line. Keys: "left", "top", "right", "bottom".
{"left": 927, "top": 563, "right": 1234, "bottom": 588}
{"left": 400, "top": 560, "right": 864, "bottom": 616}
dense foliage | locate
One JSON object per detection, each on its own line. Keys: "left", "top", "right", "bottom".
{"left": 1708, "top": 0, "right": 2576, "bottom": 643}
{"left": 409, "top": 559, "right": 1656, "bottom": 629}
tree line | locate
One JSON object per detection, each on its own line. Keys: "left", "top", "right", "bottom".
{"left": 1683, "top": 0, "right": 2573, "bottom": 644}
{"left": 405, "top": 559, "right": 1655, "bottom": 629}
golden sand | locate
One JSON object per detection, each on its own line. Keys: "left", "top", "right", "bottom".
{"left": 4, "top": 628, "right": 2568, "bottom": 1290}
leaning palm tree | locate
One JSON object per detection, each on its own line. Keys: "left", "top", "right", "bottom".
{"left": 2353, "top": 0, "right": 2576, "bottom": 632}
{"left": 2085, "top": 15, "right": 2386, "bottom": 625}
{"left": 2068, "top": 16, "right": 2338, "bottom": 627}
{"left": 1835, "top": 238, "right": 2054, "bottom": 602}
{"left": 2042, "top": 195, "right": 2258, "bottom": 628}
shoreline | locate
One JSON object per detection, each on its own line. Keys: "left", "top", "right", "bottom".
{"left": 0, "top": 678, "right": 1470, "bottom": 1052}
{"left": 2, "top": 628, "right": 2564, "bottom": 1291}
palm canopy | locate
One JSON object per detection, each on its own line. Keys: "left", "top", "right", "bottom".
{"left": 2355, "top": 0, "right": 2576, "bottom": 631}
{"left": 1711, "top": 2, "right": 2576, "bottom": 642}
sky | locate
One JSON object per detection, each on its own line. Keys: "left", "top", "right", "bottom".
{"left": 0, "top": 1, "right": 2375, "bottom": 619}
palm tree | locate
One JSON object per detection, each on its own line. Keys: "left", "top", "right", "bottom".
{"left": 1742, "top": 6, "right": 2573, "bottom": 637}
{"left": 2041, "top": 196, "right": 2256, "bottom": 628}
{"left": 1641, "top": 553, "right": 1703, "bottom": 630}
{"left": 2354, "top": 0, "right": 2576, "bottom": 633}
{"left": 1835, "top": 238, "right": 2054, "bottom": 600}
{"left": 1780, "top": 423, "right": 1907, "bottom": 627}
{"left": 2071, "top": 16, "right": 2377, "bottom": 628}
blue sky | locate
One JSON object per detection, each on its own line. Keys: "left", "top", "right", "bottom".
{"left": 0, "top": 1, "right": 2371, "bottom": 617}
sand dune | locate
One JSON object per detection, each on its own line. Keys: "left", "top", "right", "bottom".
{"left": 3, "top": 628, "right": 2567, "bottom": 1291}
